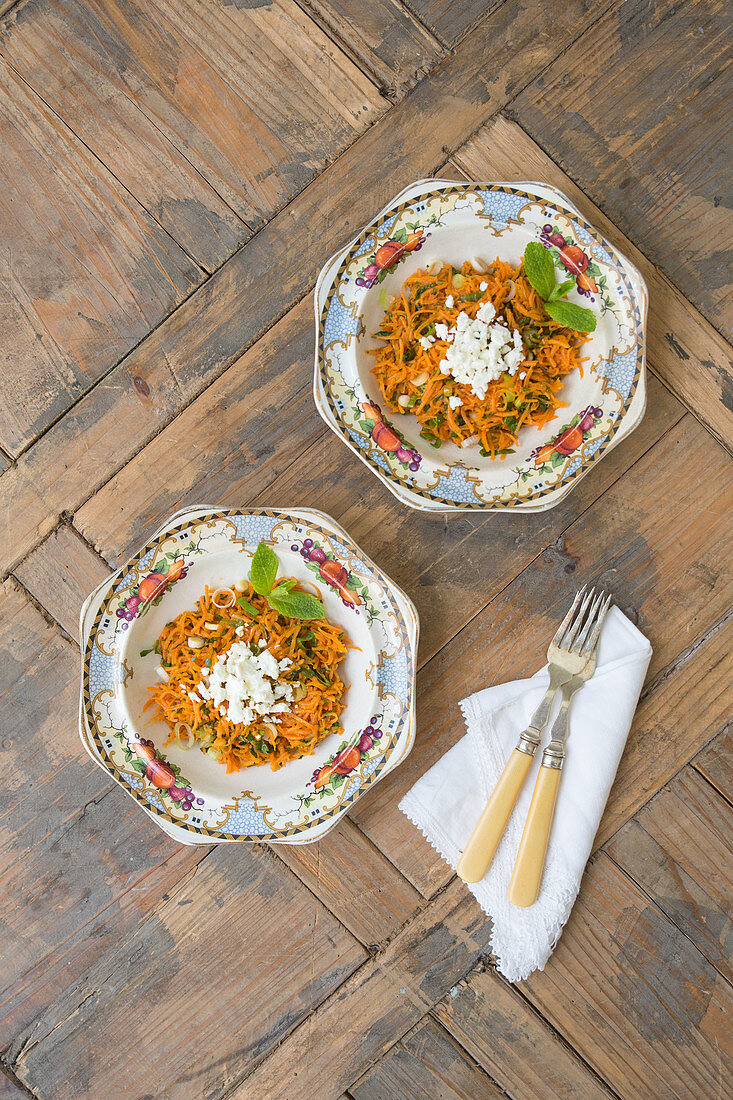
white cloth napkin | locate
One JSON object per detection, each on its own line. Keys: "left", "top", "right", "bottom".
{"left": 399, "top": 605, "right": 652, "bottom": 982}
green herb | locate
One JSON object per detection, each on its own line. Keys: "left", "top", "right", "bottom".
{"left": 522, "top": 243, "right": 596, "bottom": 333}
{"left": 543, "top": 300, "right": 596, "bottom": 332}
{"left": 248, "top": 540, "right": 325, "bottom": 621}
{"left": 523, "top": 242, "right": 556, "bottom": 300}
{"left": 547, "top": 277, "right": 576, "bottom": 302}
{"left": 268, "top": 589, "right": 325, "bottom": 621}
{"left": 460, "top": 290, "right": 483, "bottom": 302}
{"left": 236, "top": 594, "right": 259, "bottom": 616}
{"left": 139, "top": 646, "right": 155, "bottom": 657}
{"left": 250, "top": 542, "right": 279, "bottom": 596}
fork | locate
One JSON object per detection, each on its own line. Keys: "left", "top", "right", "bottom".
{"left": 457, "top": 586, "right": 600, "bottom": 885}
{"left": 507, "top": 590, "right": 612, "bottom": 907}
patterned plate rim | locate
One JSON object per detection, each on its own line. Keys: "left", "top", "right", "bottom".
{"left": 80, "top": 507, "right": 419, "bottom": 842}
{"left": 315, "top": 179, "right": 647, "bottom": 511}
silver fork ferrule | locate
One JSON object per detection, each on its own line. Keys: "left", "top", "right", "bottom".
{"left": 541, "top": 740, "right": 565, "bottom": 769}
{"left": 516, "top": 727, "right": 541, "bottom": 756}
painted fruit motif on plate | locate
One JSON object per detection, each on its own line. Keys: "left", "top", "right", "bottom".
{"left": 315, "top": 179, "right": 647, "bottom": 513}
{"left": 80, "top": 508, "right": 418, "bottom": 844}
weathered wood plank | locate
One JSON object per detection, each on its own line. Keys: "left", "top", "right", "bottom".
{"left": 74, "top": 296, "right": 323, "bottom": 565}
{"left": 297, "top": 0, "right": 443, "bottom": 97}
{"left": 0, "top": 1069, "right": 25, "bottom": 1099}
{"left": 606, "top": 766, "right": 733, "bottom": 982}
{"left": 351, "top": 1014, "right": 506, "bottom": 1100}
{"left": 74, "top": 301, "right": 680, "bottom": 576}
{"left": 13, "top": 525, "right": 109, "bottom": 641}
{"left": 509, "top": 0, "right": 733, "bottom": 338}
{"left": 7, "top": 845, "right": 366, "bottom": 1100}
{"left": 0, "top": 0, "right": 617, "bottom": 575}
{"left": 226, "top": 879, "right": 493, "bottom": 1100}
{"left": 2, "top": 0, "right": 385, "bottom": 237}
{"left": 275, "top": 816, "right": 422, "bottom": 947}
{"left": 433, "top": 966, "right": 613, "bottom": 1100}
{"left": 0, "top": 785, "right": 205, "bottom": 1045}
{"left": 693, "top": 725, "right": 733, "bottom": 804}
{"left": 0, "top": 56, "right": 202, "bottom": 457}
{"left": 521, "top": 852, "right": 733, "bottom": 1100}
{"left": 0, "top": 579, "right": 207, "bottom": 1043}
{"left": 596, "top": 614, "right": 733, "bottom": 848}
{"left": 0, "top": 0, "right": 248, "bottom": 272}
{"left": 453, "top": 113, "right": 733, "bottom": 451}
{"left": 407, "top": 0, "right": 506, "bottom": 45}
{"left": 349, "top": 415, "right": 733, "bottom": 894}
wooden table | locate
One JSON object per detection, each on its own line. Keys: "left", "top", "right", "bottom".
{"left": 1, "top": 0, "right": 731, "bottom": 1096}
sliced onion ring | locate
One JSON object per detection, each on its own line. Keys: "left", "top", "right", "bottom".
{"left": 174, "top": 722, "right": 195, "bottom": 749}
{"left": 212, "top": 587, "right": 236, "bottom": 609}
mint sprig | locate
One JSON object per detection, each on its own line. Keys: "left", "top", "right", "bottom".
{"left": 247, "top": 541, "right": 324, "bottom": 620}
{"left": 522, "top": 243, "right": 596, "bottom": 333}
{"left": 250, "top": 541, "right": 279, "bottom": 595}
{"left": 523, "top": 242, "right": 555, "bottom": 300}
{"left": 544, "top": 299, "right": 597, "bottom": 333}
{"left": 268, "top": 589, "right": 325, "bottom": 620}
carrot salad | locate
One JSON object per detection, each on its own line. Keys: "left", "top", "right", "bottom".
{"left": 368, "top": 259, "right": 585, "bottom": 457}
{"left": 145, "top": 584, "right": 347, "bottom": 773}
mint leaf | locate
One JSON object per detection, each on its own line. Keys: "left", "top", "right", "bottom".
{"left": 236, "top": 596, "right": 259, "bottom": 616}
{"left": 267, "top": 590, "right": 325, "bottom": 621}
{"left": 250, "top": 541, "right": 278, "bottom": 595}
{"left": 524, "top": 242, "right": 556, "bottom": 300}
{"left": 544, "top": 300, "right": 597, "bottom": 333}
{"left": 547, "top": 277, "right": 576, "bottom": 302}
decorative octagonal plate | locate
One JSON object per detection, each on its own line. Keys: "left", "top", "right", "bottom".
{"left": 314, "top": 178, "right": 648, "bottom": 513}
{"left": 79, "top": 507, "right": 418, "bottom": 845}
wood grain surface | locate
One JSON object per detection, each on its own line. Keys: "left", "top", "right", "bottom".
{"left": 0, "top": 0, "right": 622, "bottom": 576}
{"left": 1, "top": 0, "right": 731, "bottom": 1097}
{"left": 510, "top": 0, "right": 733, "bottom": 338}
{"left": 351, "top": 1014, "right": 507, "bottom": 1100}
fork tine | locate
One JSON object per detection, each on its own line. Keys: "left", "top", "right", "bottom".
{"left": 581, "top": 593, "right": 612, "bottom": 655}
{"left": 572, "top": 591, "right": 603, "bottom": 652}
{"left": 550, "top": 585, "right": 587, "bottom": 647}
{"left": 561, "top": 586, "right": 595, "bottom": 649}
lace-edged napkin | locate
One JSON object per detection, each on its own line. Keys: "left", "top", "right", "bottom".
{"left": 399, "top": 605, "right": 652, "bottom": 981}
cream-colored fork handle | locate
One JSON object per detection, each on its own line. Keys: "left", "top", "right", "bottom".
{"left": 507, "top": 764, "right": 562, "bottom": 907}
{"left": 457, "top": 749, "right": 534, "bottom": 883}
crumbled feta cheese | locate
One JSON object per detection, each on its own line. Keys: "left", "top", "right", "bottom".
{"left": 438, "top": 308, "right": 525, "bottom": 400}
{"left": 448, "top": 395, "right": 463, "bottom": 409}
{"left": 435, "top": 322, "right": 452, "bottom": 341}
{"left": 196, "top": 641, "right": 294, "bottom": 726}
{"left": 480, "top": 281, "right": 488, "bottom": 291}
{"left": 445, "top": 294, "right": 454, "bottom": 309}
{"left": 418, "top": 334, "right": 435, "bottom": 350}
